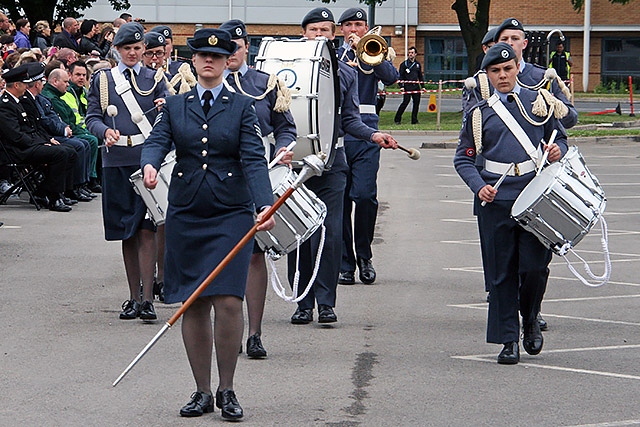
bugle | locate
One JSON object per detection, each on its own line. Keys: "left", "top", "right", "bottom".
{"left": 356, "top": 26, "right": 388, "bottom": 66}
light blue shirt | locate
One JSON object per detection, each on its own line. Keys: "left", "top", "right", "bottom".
{"left": 196, "top": 83, "right": 224, "bottom": 107}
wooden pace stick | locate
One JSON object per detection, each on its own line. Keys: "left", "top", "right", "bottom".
{"left": 481, "top": 162, "right": 514, "bottom": 207}
{"left": 112, "top": 155, "right": 325, "bottom": 387}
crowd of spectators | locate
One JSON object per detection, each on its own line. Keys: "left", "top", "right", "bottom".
{"left": 0, "top": 12, "right": 140, "bottom": 211}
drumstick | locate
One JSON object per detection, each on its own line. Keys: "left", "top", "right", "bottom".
{"left": 106, "top": 105, "right": 118, "bottom": 153}
{"left": 536, "top": 129, "right": 558, "bottom": 176}
{"left": 132, "top": 101, "right": 167, "bottom": 124}
{"left": 481, "top": 162, "right": 514, "bottom": 207}
{"left": 398, "top": 144, "right": 420, "bottom": 160}
{"left": 268, "top": 141, "right": 297, "bottom": 169}
{"left": 112, "top": 155, "right": 324, "bottom": 387}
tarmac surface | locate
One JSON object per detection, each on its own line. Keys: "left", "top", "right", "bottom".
{"left": 1, "top": 137, "right": 639, "bottom": 426}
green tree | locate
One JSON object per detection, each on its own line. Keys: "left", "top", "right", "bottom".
{"left": 451, "top": 0, "right": 490, "bottom": 76}
{"left": 570, "top": 0, "right": 631, "bottom": 10}
{"left": 0, "top": 0, "right": 130, "bottom": 28}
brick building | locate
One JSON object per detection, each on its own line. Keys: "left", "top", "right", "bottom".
{"left": 82, "top": 0, "right": 640, "bottom": 91}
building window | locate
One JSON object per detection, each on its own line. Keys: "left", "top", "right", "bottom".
{"left": 423, "top": 37, "right": 468, "bottom": 83}
{"left": 601, "top": 37, "right": 640, "bottom": 86}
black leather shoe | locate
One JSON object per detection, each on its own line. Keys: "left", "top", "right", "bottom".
{"left": 394, "top": 121, "right": 401, "bottom": 125}
{"left": 291, "top": 307, "right": 313, "bottom": 324}
{"left": 119, "top": 299, "right": 140, "bottom": 319}
{"left": 537, "top": 313, "right": 548, "bottom": 331}
{"left": 80, "top": 186, "right": 97, "bottom": 198}
{"left": 30, "top": 195, "right": 49, "bottom": 206}
{"left": 216, "top": 389, "right": 243, "bottom": 420}
{"left": 497, "top": 341, "right": 519, "bottom": 364}
{"left": 338, "top": 271, "right": 355, "bottom": 285}
{"left": 49, "top": 198, "right": 72, "bottom": 212}
{"left": 246, "top": 332, "right": 267, "bottom": 358}
{"left": 318, "top": 304, "right": 337, "bottom": 323}
{"left": 523, "top": 320, "right": 544, "bottom": 355}
{"left": 153, "top": 280, "right": 164, "bottom": 302}
{"left": 75, "top": 189, "right": 93, "bottom": 201}
{"left": 88, "top": 179, "right": 102, "bottom": 193}
{"left": 180, "top": 391, "right": 214, "bottom": 417}
{"left": 357, "top": 258, "right": 376, "bottom": 284}
{"left": 60, "top": 194, "right": 78, "bottom": 206}
{"left": 139, "top": 300, "right": 157, "bottom": 321}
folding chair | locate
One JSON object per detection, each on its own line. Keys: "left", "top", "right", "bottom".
{"left": 0, "top": 139, "right": 45, "bottom": 210}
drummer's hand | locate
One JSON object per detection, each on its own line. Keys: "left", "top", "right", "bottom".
{"left": 256, "top": 207, "right": 275, "bottom": 231}
{"left": 154, "top": 98, "right": 166, "bottom": 110}
{"left": 372, "top": 132, "right": 398, "bottom": 149}
{"left": 545, "top": 142, "right": 562, "bottom": 163}
{"left": 104, "top": 128, "right": 120, "bottom": 147}
{"left": 478, "top": 184, "right": 497, "bottom": 204}
{"left": 275, "top": 146, "right": 294, "bottom": 165}
{"left": 143, "top": 164, "right": 158, "bottom": 189}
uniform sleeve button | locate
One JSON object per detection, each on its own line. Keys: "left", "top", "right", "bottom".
{"left": 202, "top": 124, "right": 208, "bottom": 130}
{"left": 202, "top": 137, "right": 208, "bottom": 143}
{"left": 202, "top": 164, "right": 208, "bottom": 170}
{"left": 177, "top": 172, "right": 183, "bottom": 177}
{"left": 201, "top": 150, "right": 207, "bottom": 157}
{"left": 227, "top": 172, "right": 233, "bottom": 177}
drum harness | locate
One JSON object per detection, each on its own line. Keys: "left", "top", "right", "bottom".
{"left": 474, "top": 92, "right": 611, "bottom": 287}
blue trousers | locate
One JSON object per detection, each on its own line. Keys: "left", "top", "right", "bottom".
{"left": 476, "top": 198, "right": 552, "bottom": 344}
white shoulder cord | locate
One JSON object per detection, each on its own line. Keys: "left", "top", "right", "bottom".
{"left": 268, "top": 225, "right": 326, "bottom": 303}
{"left": 558, "top": 216, "right": 611, "bottom": 287}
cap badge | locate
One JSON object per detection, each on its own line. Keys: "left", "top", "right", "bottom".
{"left": 135, "top": 32, "right": 142, "bottom": 40}
{"left": 235, "top": 27, "right": 242, "bottom": 36}
{"left": 356, "top": 11, "right": 363, "bottom": 18}
{"left": 163, "top": 29, "right": 170, "bottom": 37}
{"left": 158, "top": 35, "right": 165, "bottom": 43}
{"left": 321, "top": 11, "right": 329, "bottom": 18}
{"left": 208, "top": 35, "right": 218, "bottom": 46}
{"left": 501, "top": 49, "right": 509, "bottom": 58}
{"left": 511, "top": 19, "right": 519, "bottom": 26}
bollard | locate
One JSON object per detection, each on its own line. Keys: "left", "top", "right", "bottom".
{"left": 629, "top": 76, "right": 635, "bottom": 117}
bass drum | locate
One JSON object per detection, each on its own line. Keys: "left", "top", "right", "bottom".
{"left": 255, "top": 37, "right": 340, "bottom": 170}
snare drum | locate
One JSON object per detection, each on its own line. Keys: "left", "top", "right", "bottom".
{"left": 511, "top": 159, "right": 606, "bottom": 254}
{"left": 255, "top": 165, "right": 327, "bottom": 259}
{"left": 255, "top": 37, "right": 339, "bottom": 169}
{"left": 130, "top": 150, "right": 176, "bottom": 226}
{"left": 560, "top": 146, "right": 605, "bottom": 199}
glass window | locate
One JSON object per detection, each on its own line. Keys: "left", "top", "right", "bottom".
{"left": 424, "top": 37, "right": 468, "bottom": 84}
{"left": 601, "top": 37, "right": 640, "bottom": 87}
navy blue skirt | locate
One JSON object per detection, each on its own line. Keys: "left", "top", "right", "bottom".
{"left": 101, "top": 166, "right": 155, "bottom": 241}
{"left": 163, "top": 179, "right": 255, "bottom": 303}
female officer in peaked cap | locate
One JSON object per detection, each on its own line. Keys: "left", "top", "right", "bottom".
{"left": 140, "top": 27, "right": 275, "bottom": 421}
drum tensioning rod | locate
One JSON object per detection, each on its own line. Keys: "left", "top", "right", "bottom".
{"left": 113, "top": 155, "right": 324, "bottom": 387}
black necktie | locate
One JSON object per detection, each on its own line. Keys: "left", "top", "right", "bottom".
{"left": 202, "top": 90, "right": 213, "bottom": 115}
{"left": 123, "top": 68, "right": 132, "bottom": 81}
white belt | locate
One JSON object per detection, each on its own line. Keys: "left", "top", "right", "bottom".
{"left": 484, "top": 159, "right": 536, "bottom": 176}
{"left": 113, "top": 134, "right": 146, "bottom": 147}
{"left": 359, "top": 104, "right": 376, "bottom": 114}
{"left": 335, "top": 137, "right": 344, "bottom": 149}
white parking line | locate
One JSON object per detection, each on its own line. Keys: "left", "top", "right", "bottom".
{"left": 566, "top": 419, "right": 640, "bottom": 427}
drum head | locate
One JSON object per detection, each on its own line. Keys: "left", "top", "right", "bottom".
{"left": 255, "top": 38, "right": 339, "bottom": 170}
{"left": 512, "top": 163, "right": 561, "bottom": 216}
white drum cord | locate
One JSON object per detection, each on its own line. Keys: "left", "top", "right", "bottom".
{"left": 268, "top": 224, "right": 326, "bottom": 303}
{"left": 558, "top": 215, "right": 611, "bottom": 287}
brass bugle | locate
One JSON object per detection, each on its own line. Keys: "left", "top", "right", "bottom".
{"left": 356, "top": 26, "right": 388, "bottom": 66}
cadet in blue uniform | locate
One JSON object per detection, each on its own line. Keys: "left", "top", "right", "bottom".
{"left": 463, "top": 18, "right": 577, "bottom": 131}
{"left": 454, "top": 43, "right": 567, "bottom": 364}
{"left": 86, "top": 22, "right": 169, "bottom": 322}
{"left": 337, "top": 8, "right": 400, "bottom": 285}
{"left": 151, "top": 25, "right": 185, "bottom": 77}
{"left": 221, "top": 18, "right": 297, "bottom": 359}
{"left": 140, "top": 28, "right": 275, "bottom": 421}
{"left": 280, "top": 8, "right": 397, "bottom": 325}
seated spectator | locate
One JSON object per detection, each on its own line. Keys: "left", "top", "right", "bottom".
{"left": 1, "top": 34, "right": 16, "bottom": 60}
{"left": 14, "top": 19, "right": 32, "bottom": 49}
{"left": 44, "top": 59, "right": 66, "bottom": 77}
{"left": 42, "top": 67, "right": 100, "bottom": 196}
{"left": 22, "top": 64, "right": 93, "bottom": 202}
{"left": 62, "top": 61, "right": 100, "bottom": 192}
{"left": 32, "top": 21, "right": 52, "bottom": 52}
{"left": 0, "top": 12, "right": 11, "bottom": 36}
{"left": 52, "top": 17, "right": 80, "bottom": 51}
{"left": 56, "top": 47, "right": 78, "bottom": 68}
{"left": 0, "top": 63, "right": 77, "bottom": 212}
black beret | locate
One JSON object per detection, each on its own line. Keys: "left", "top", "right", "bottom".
{"left": 494, "top": 18, "right": 525, "bottom": 42}
{"left": 151, "top": 25, "right": 173, "bottom": 40}
{"left": 112, "top": 22, "right": 145, "bottom": 47}
{"left": 22, "top": 62, "right": 46, "bottom": 82}
{"left": 481, "top": 42, "right": 517, "bottom": 70}
{"left": 338, "top": 7, "right": 367, "bottom": 25}
{"left": 482, "top": 28, "right": 497, "bottom": 46}
{"left": 219, "top": 19, "right": 247, "bottom": 39}
{"left": 144, "top": 31, "right": 166, "bottom": 50}
{"left": 301, "top": 7, "right": 334, "bottom": 28}
{"left": 187, "top": 28, "right": 238, "bottom": 56}
{"left": 2, "top": 63, "right": 30, "bottom": 83}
